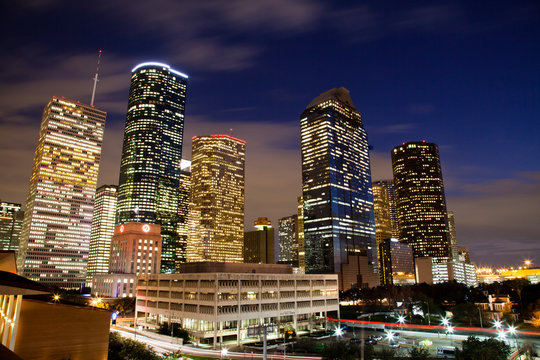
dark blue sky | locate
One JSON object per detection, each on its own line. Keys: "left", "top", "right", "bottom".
{"left": 1, "top": 0, "right": 538, "bottom": 267}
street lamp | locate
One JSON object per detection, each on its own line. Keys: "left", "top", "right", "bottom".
{"left": 221, "top": 348, "right": 228, "bottom": 359}
{"left": 397, "top": 315, "right": 406, "bottom": 332}
{"left": 334, "top": 326, "right": 344, "bottom": 338}
{"left": 493, "top": 319, "right": 503, "bottom": 330}
{"left": 508, "top": 325, "right": 518, "bottom": 348}
{"left": 442, "top": 318, "right": 450, "bottom": 327}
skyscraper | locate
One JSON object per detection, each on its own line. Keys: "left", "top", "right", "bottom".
{"left": 85, "top": 185, "right": 117, "bottom": 287}
{"left": 448, "top": 211, "right": 459, "bottom": 259}
{"left": 187, "top": 134, "right": 245, "bottom": 263}
{"left": 176, "top": 159, "right": 191, "bottom": 269}
{"left": 300, "top": 87, "right": 377, "bottom": 289}
{"left": 18, "top": 97, "right": 106, "bottom": 288}
{"left": 297, "top": 195, "right": 305, "bottom": 273}
{"left": 0, "top": 201, "right": 24, "bottom": 251}
{"left": 373, "top": 180, "right": 399, "bottom": 239}
{"left": 378, "top": 238, "right": 414, "bottom": 286}
{"left": 244, "top": 217, "right": 274, "bottom": 264}
{"left": 278, "top": 214, "right": 298, "bottom": 266}
{"left": 116, "top": 62, "right": 188, "bottom": 273}
{"left": 391, "top": 141, "right": 451, "bottom": 260}
{"left": 372, "top": 184, "right": 393, "bottom": 247}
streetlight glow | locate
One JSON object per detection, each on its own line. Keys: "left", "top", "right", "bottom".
{"left": 221, "top": 348, "right": 228, "bottom": 358}
{"left": 442, "top": 318, "right": 450, "bottom": 327}
{"left": 508, "top": 325, "right": 516, "bottom": 335}
{"left": 386, "top": 331, "right": 395, "bottom": 341}
{"left": 397, "top": 315, "right": 406, "bottom": 324}
{"left": 447, "top": 325, "right": 454, "bottom": 334}
{"left": 494, "top": 319, "right": 502, "bottom": 329}
{"left": 334, "top": 326, "right": 344, "bottom": 337}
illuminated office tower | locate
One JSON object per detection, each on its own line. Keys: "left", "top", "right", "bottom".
{"left": 18, "top": 97, "right": 106, "bottom": 288}
{"left": 116, "top": 62, "right": 188, "bottom": 273}
{"left": 448, "top": 211, "right": 459, "bottom": 259}
{"left": 85, "top": 185, "right": 117, "bottom": 287}
{"left": 278, "top": 214, "right": 298, "bottom": 265}
{"left": 378, "top": 238, "right": 414, "bottom": 286}
{"left": 297, "top": 195, "right": 305, "bottom": 273}
{"left": 300, "top": 87, "right": 377, "bottom": 289}
{"left": 244, "top": 217, "right": 274, "bottom": 264}
{"left": 372, "top": 184, "right": 393, "bottom": 248}
{"left": 175, "top": 160, "right": 191, "bottom": 269}
{"left": 0, "top": 201, "right": 24, "bottom": 251}
{"left": 373, "top": 180, "right": 399, "bottom": 239}
{"left": 391, "top": 141, "right": 451, "bottom": 259}
{"left": 188, "top": 135, "right": 245, "bottom": 263}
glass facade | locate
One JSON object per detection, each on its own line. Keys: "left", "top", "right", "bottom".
{"left": 187, "top": 135, "right": 245, "bottom": 263}
{"left": 391, "top": 141, "right": 451, "bottom": 259}
{"left": 296, "top": 195, "right": 305, "bottom": 273}
{"left": 378, "top": 238, "right": 414, "bottom": 285}
{"left": 86, "top": 184, "right": 117, "bottom": 287}
{"left": 176, "top": 160, "right": 191, "bottom": 269}
{"left": 300, "top": 87, "right": 376, "bottom": 286}
{"left": 18, "top": 97, "right": 106, "bottom": 288}
{"left": 116, "top": 62, "right": 188, "bottom": 273}
{"left": 372, "top": 184, "right": 393, "bottom": 249}
{"left": 0, "top": 201, "right": 23, "bottom": 251}
{"left": 278, "top": 214, "right": 298, "bottom": 265}
{"left": 373, "top": 180, "right": 399, "bottom": 239}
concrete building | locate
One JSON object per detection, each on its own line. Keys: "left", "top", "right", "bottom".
{"left": 0, "top": 251, "right": 110, "bottom": 360}
{"left": 244, "top": 218, "right": 274, "bottom": 264}
{"left": 188, "top": 135, "right": 246, "bottom": 263}
{"left": 116, "top": 62, "right": 188, "bottom": 273}
{"left": 372, "top": 180, "right": 399, "bottom": 239}
{"left": 18, "top": 97, "right": 106, "bottom": 289}
{"left": 176, "top": 159, "right": 191, "bottom": 269}
{"left": 300, "top": 88, "right": 377, "bottom": 290}
{"left": 135, "top": 262, "right": 339, "bottom": 347}
{"left": 86, "top": 185, "right": 117, "bottom": 287}
{"left": 92, "top": 222, "right": 162, "bottom": 297}
{"left": 415, "top": 257, "right": 477, "bottom": 287}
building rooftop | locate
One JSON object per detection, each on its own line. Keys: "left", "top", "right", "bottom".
{"left": 0, "top": 271, "right": 51, "bottom": 296}
{"left": 306, "top": 87, "right": 357, "bottom": 110}
{"left": 179, "top": 262, "right": 293, "bottom": 274}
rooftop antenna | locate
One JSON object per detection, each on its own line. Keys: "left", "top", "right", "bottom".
{"left": 229, "top": 128, "right": 233, "bottom": 136}
{"left": 90, "top": 50, "right": 102, "bottom": 107}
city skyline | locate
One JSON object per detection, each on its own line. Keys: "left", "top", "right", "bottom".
{"left": 1, "top": 1, "right": 539, "bottom": 267}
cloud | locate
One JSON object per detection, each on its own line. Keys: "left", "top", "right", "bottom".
{"left": 446, "top": 174, "right": 540, "bottom": 266}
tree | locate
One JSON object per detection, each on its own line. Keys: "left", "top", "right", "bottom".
{"left": 157, "top": 322, "right": 190, "bottom": 343}
{"left": 455, "top": 336, "right": 510, "bottom": 360}
{"left": 408, "top": 346, "right": 430, "bottom": 360}
{"left": 452, "top": 303, "right": 481, "bottom": 326}
{"left": 111, "top": 297, "right": 136, "bottom": 314}
{"left": 108, "top": 332, "right": 159, "bottom": 360}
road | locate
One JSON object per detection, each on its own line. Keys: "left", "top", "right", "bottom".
{"left": 112, "top": 326, "right": 321, "bottom": 360}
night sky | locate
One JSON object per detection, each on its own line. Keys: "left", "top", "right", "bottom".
{"left": 1, "top": 1, "right": 539, "bottom": 267}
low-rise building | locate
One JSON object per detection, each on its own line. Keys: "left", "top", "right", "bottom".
{"left": 135, "top": 262, "right": 339, "bottom": 347}
{"left": 416, "top": 257, "right": 477, "bottom": 287}
{"left": 475, "top": 294, "right": 516, "bottom": 321}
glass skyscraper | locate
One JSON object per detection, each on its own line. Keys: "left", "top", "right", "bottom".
{"left": 0, "top": 201, "right": 24, "bottom": 251}
{"left": 391, "top": 141, "right": 451, "bottom": 259}
{"left": 187, "top": 135, "right": 245, "bottom": 263}
{"left": 86, "top": 184, "right": 117, "bottom": 287}
{"left": 278, "top": 214, "right": 298, "bottom": 265}
{"left": 18, "top": 97, "right": 106, "bottom": 288}
{"left": 300, "top": 87, "right": 376, "bottom": 289}
{"left": 116, "top": 62, "right": 188, "bottom": 273}
{"left": 373, "top": 179, "right": 399, "bottom": 239}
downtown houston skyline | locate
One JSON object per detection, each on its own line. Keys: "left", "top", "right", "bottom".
{"left": 0, "top": 1, "right": 538, "bottom": 267}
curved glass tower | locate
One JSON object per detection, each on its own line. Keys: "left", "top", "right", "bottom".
{"left": 116, "top": 62, "right": 188, "bottom": 273}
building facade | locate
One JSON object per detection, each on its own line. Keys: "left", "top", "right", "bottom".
{"left": 372, "top": 180, "right": 399, "bottom": 239}
{"left": 372, "top": 184, "right": 393, "bottom": 251}
{"left": 300, "top": 87, "right": 376, "bottom": 290}
{"left": 188, "top": 135, "right": 246, "bottom": 263}
{"left": 391, "top": 141, "right": 451, "bottom": 260}
{"left": 448, "top": 211, "right": 459, "bottom": 259}
{"left": 297, "top": 195, "right": 305, "bottom": 273}
{"left": 378, "top": 238, "right": 414, "bottom": 286}
{"left": 92, "top": 222, "right": 162, "bottom": 297}
{"left": 176, "top": 160, "right": 191, "bottom": 269}
{"left": 86, "top": 185, "right": 117, "bottom": 287}
{"left": 244, "top": 218, "right": 275, "bottom": 264}
{"left": 18, "top": 97, "right": 106, "bottom": 288}
{"left": 116, "top": 62, "right": 188, "bottom": 274}
{"left": 278, "top": 214, "right": 298, "bottom": 266}
{"left": 0, "top": 201, "right": 24, "bottom": 252}
{"left": 135, "top": 263, "right": 339, "bottom": 347}
{"left": 415, "top": 257, "right": 477, "bottom": 287}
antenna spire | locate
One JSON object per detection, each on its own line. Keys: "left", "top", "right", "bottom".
{"left": 90, "top": 50, "right": 102, "bottom": 107}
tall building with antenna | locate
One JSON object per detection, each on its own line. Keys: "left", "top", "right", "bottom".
{"left": 18, "top": 97, "right": 106, "bottom": 288}
{"left": 116, "top": 62, "right": 188, "bottom": 273}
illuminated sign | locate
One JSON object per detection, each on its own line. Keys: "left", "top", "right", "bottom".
{"left": 142, "top": 224, "right": 150, "bottom": 233}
